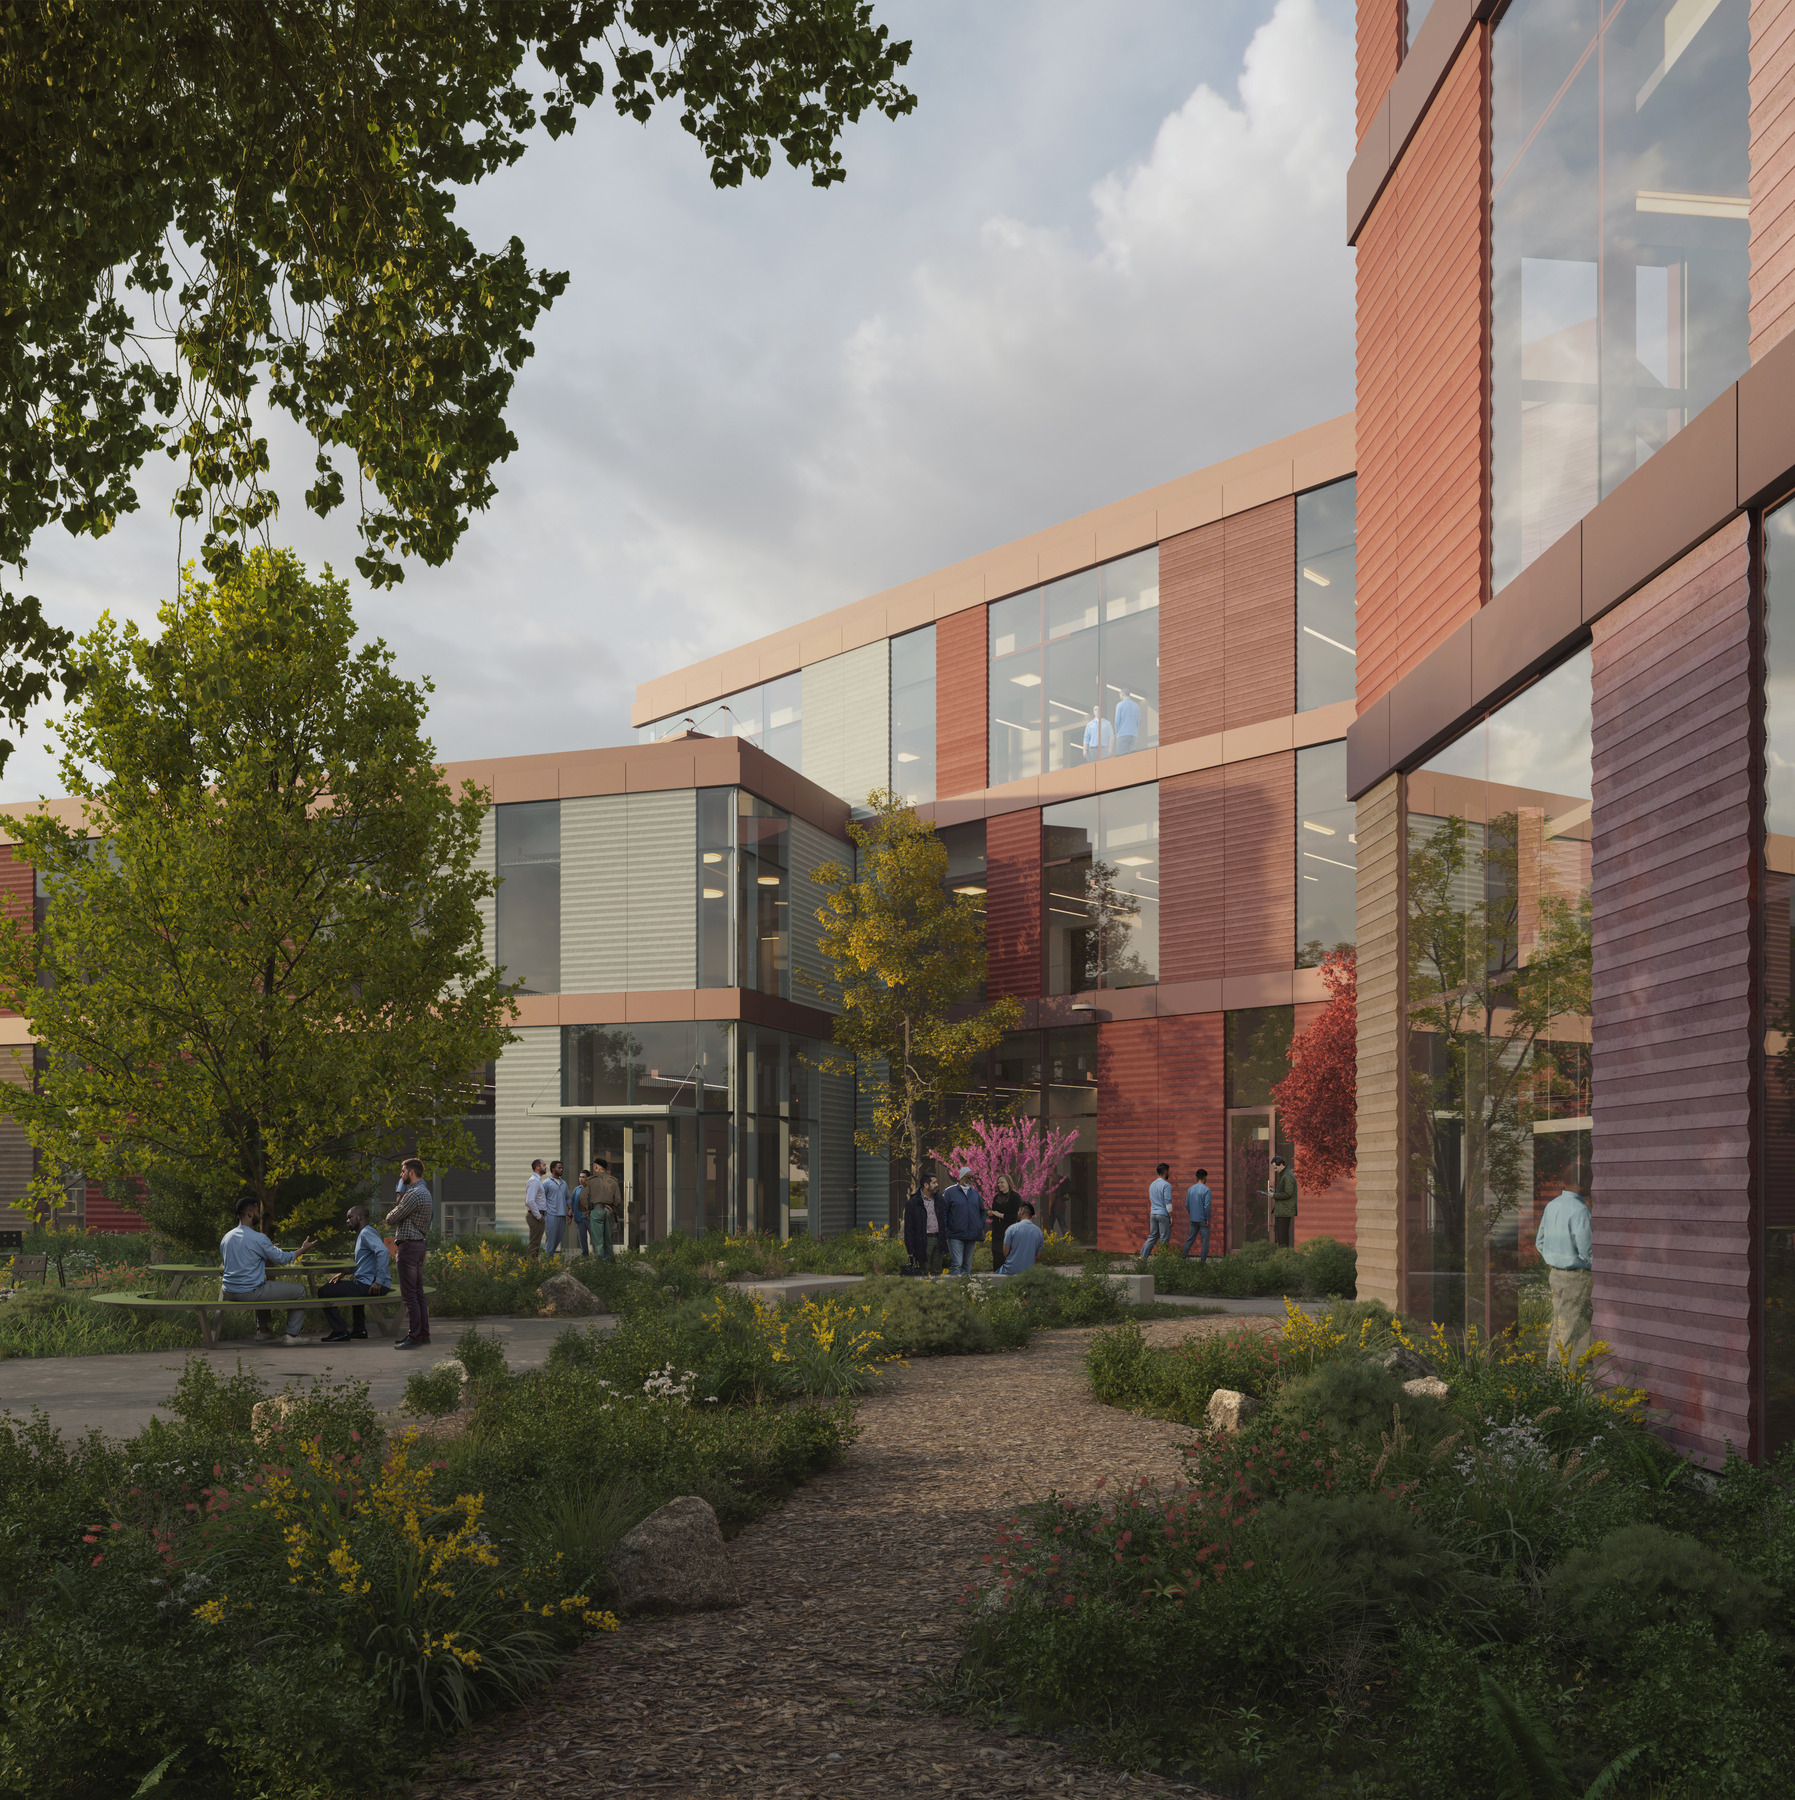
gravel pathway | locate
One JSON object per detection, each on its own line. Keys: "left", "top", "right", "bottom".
{"left": 413, "top": 1319, "right": 1264, "bottom": 1799}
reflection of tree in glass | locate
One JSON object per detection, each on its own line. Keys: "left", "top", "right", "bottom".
{"left": 1080, "top": 859, "right": 1151, "bottom": 989}
{"left": 1406, "top": 810, "right": 1592, "bottom": 1329}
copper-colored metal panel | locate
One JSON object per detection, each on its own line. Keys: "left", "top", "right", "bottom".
{"left": 1470, "top": 523, "right": 1584, "bottom": 701}
{"left": 1223, "top": 751, "right": 1296, "bottom": 978}
{"left": 1749, "top": 0, "right": 1795, "bottom": 361}
{"left": 1159, "top": 519, "right": 1224, "bottom": 747}
{"left": 1160, "top": 768, "right": 1225, "bottom": 984}
{"left": 1095, "top": 1017, "right": 1159, "bottom": 1255}
{"left": 1158, "top": 1012, "right": 1228, "bottom": 1249}
{"left": 984, "top": 808, "right": 1042, "bottom": 1001}
{"left": 1388, "top": 616, "right": 1473, "bottom": 770}
{"left": 935, "top": 605, "right": 988, "bottom": 799}
{"left": 1358, "top": 0, "right": 1401, "bottom": 142}
{"left": 1738, "top": 325, "right": 1795, "bottom": 503}
{"left": 1223, "top": 498, "right": 1297, "bottom": 732}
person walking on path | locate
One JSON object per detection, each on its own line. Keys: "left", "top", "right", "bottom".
{"left": 542, "top": 1160, "right": 571, "bottom": 1257}
{"left": 999, "top": 1200, "right": 1046, "bottom": 1274}
{"left": 219, "top": 1198, "right": 318, "bottom": 1344}
{"left": 1269, "top": 1156, "right": 1298, "bottom": 1249}
{"left": 1140, "top": 1163, "right": 1174, "bottom": 1258}
{"left": 942, "top": 1169, "right": 987, "bottom": 1276}
{"left": 524, "top": 1159, "right": 548, "bottom": 1254}
{"left": 1183, "top": 1168, "right": 1212, "bottom": 1262}
{"left": 317, "top": 1203, "right": 391, "bottom": 1341}
{"left": 988, "top": 1174, "right": 1022, "bottom": 1276}
{"left": 387, "top": 1157, "right": 434, "bottom": 1349}
{"left": 1535, "top": 1175, "right": 1594, "bottom": 1368}
{"left": 589, "top": 1155, "right": 622, "bottom": 1258}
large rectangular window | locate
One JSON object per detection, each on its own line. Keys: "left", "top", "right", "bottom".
{"left": 495, "top": 800, "right": 560, "bottom": 995}
{"left": 1042, "top": 783, "right": 1159, "bottom": 993}
{"left": 1296, "top": 477, "right": 1357, "bottom": 710}
{"left": 982, "top": 1027, "right": 1099, "bottom": 1241}
{"left": 1297, "top": 740, "right": 1357, "bottom": 966}
{"left": 641, "top": 673, "right": 804, "bottom": 773}
{"left": 989, "top": 548, "right": 1159, "bottom": 787}
{"left": 1491, "top": 0, "right": 1748, "bottom": 591}
{"left": 1405, "top": 651, "right": 1593, "bottom": 1340}
{"left": 738, "top": 794, "right": 789, "bottom": 998}
{"left": 890, "top": 625, "right": 936, "bottom": 804}
{"left": 697, "top": 788, "right": 735, "bottom": 987}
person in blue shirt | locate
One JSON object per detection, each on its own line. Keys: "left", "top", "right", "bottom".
{"left": 1535, "top": 1176, "right": 1594, "bottom": 1368}
{"left": 999, "top": 1201, "right": 1046, "bottom": 1274}
{"left": 542, "top": 1161, "right": 572, "bottom": 1257}
{"left": 1182, "top": 1168, "right": 1212, "bottom": 1263}
{"left": 317, "top": 1203, "right": 393, "bottom": 1343}
{"left": 1113, "top": 691, "right": 1143, "bottom": 757}
{"left": 1140, "top": 1163, "right": 1174, "bottom": 1258}
{"left": 219, "top": 1196, "right": 318, "bottom": 1344}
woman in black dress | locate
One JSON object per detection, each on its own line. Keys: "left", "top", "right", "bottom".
{"left": 989, "top": 1173, "right": 1023, "bottom": 1273}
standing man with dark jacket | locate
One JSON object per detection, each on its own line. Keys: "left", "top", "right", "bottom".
{"left": 387, "top": 1157, "right": 433, "bottom": 1349}
{"left": 1270, "top": 1156, "right": 1298, "bottom": 1249}
{"left": 942, "top": 1169, "right": 987, "bottom": 1276}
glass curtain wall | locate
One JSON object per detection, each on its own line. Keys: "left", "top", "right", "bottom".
{"left": 437, "top": 1061, "right": 497, "bottom": 1237}
{"left": 1296, "top": 478, "right": 1358, "bottom": 709}
{"left": 738, "top": 794, "right": 789, "bottom": 998}
{"left": 1225, "top": 1008, "right": 1296, "bottom": 1249}
{"left": 890, "top": 626, "right": 937, "bottom": 804}
{"left": 1761, "top": 503, "right": 1795, "bottom": 1456}
{"left": 988, "top": 548, "right": 1160, "bottom": 786}
{"left": 985, "top": 1027, "right": 1100, "bottom": 1241}
{"left": 1404, "top": 651, "right": 1593, "bottom": 1342}
{"left": 640, "top": 672, "right": 803, "bottom": 771}
{"left": 1491, "top": 0, "right": 1749, "bottom": 591}
{"left": 741, "top": 1027, "right": 816, "bottom": 1236}
{"left": 697, "top": 788, "right": 735, "bottom": 986}
{"left": 1297, "top": 740, "right": 1357, "bottom": 966}
{"left": 1042, "top": 784, "right": 1160, "bottom": 993}
{"left": 496, "top": 800, "right": 561, "bottom": 994}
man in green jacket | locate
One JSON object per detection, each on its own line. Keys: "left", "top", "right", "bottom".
{"left": 1270, "top": 1155, "right": 1298, "bottom": 1249}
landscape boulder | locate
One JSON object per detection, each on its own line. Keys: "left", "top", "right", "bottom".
{"left": 538, "top": 1270, "right": 604, "bottom": 1317}
{"left": 611, "top": 1497, "right": 741, "bottom": 1614}
{"left": 249, "top": 1394, "right": 300, "bottom": 1446}
{"left": 1401, "top": 1376, "right": 1450, "bottom": 1402}
{"left": 1381, "top": 1343, "right": 1433, "bottom": 1379}
{"left": 1205, "top": 1388, "right": 1262, "bottom": 1433}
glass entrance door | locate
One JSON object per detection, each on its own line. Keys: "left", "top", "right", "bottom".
{"left": 1226, "top": 1109, "right": 1293, "bottom": 1251}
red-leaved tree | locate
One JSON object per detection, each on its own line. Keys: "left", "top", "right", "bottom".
{"left": 1273, "top": 947, "right": 1357, "bottom": 1191}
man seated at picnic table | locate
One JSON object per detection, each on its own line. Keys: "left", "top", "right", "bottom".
{"left": 220, "top": 1197, "right": 319, "bottom": 1345}
{"left": 315, "top": 1203, "right": 392, "bottom": 1343}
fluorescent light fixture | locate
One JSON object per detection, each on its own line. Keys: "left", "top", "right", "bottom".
{"left": 1302, "top": 625, "right": 1357, "bottom": 656}
{"left": 1010, "top": 672, "right": 1042, "bottom": 688}
{"left": 1303, "top": 875, "right": 1319, "bottom": 882}
{"left": 702, "top": 887, "right": 725, "bottom": 899}
{"left": 1114, "top": 855, "right": 1152, "bottom": 867}
{"left": 1637, "top": 189, "right": 1746, "bottom": 219}
{"left": 896, "top": 752, "right": 919, "bottom": 764}
{"left": 954, "top": 884, "right": 987, "bottom": 896}
{"left": 1301, "top": 566, "right": 1331, "bottom": 587}
{"left": 1303, "top": 851, "right": 1357, "bottom": 872}
{"left": 1302, "top": 820, "right": 1337, "bottom": 836}
{"left": 757, "top": 875, "right": 781, "bottom": 886}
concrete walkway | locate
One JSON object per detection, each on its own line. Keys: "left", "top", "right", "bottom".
{"left": 0, "top": 1314, "right": 609, "bottom": 1441}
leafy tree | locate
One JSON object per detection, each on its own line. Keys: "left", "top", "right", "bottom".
{"left": 0, "top": 548, "right": 514, "bottom": 1248}
{"left": 0, "top": 0, "right": 916, "bottom": 767}
{"left": 943, "top": 1116, "right": 1081, "bottom": 1213}
{"left": 1274, "top": 946, "right": 1357, "bottom": 1192}
{"left": 805, "top": 790, "right": 1021, "bottom": 1188}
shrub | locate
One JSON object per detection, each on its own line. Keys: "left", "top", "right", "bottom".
{"left": 451, "top": 1324, "right": 510, "bottom": 1392}
{"left": 856, "top": 1277, "right": 1020, "bottom": 1357}
{"left": 1545, "top": 1523, "right": 1777, "bottom": 1647}
{"left": 1271, "top": 1358, "right": 1433, "bottom": 1446}
{"left": 1085, "top": 1317, "right": 1286, "bottom": 1424}
{"left": 404, "top": 1364, "right": 464, "bottom": 1418}
{"left": 1141, "top": 1235, "right": 1355, "bottom": 1300}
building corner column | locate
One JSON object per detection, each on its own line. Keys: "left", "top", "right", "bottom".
{"left": 1355, "top": 774, "right": 1403, "bottom": 1308}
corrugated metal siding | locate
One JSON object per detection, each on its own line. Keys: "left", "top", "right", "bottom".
{"left": 1223, "top": 499, "right": 1297, "bottom": 731}
{"left": 818, "top": 1065, "right": 856, "bottom": 1236}
{"left": 855, "top": 1059, "right": 892, "bottom": 1231}
{"left": 560, "top": 796, "right": 628, "bottom": 993}
{"left": 0, "top": 1048, "right": 31, "bottom": 1210}
{"left": 1589, "top": 517, "right": 1754, "bottom": 1466}
{"left": 1751, "top": 0, "right": 1795, "bottom": 360}
{"left": 1160, "top": 768, "right": 1225, "bottom": 982}
{"left": 493, "top": 1027, "right": 562, "bottom": 1233}
{"left": 1359, "top": 0, "right": 1402, "bottom": 141}
{"left": 476, "top": 807, "right": 497, "bottom": 971}
{"left": 1354, "top": 776, "right": 1403, "bottom": 1308}
{"left": 1355, "top": 32, "right": 1487, "bottom": 712}
{"left": 936, "top": 607, "right": 987, "bottom": 797}
{"left": 1223, "top": 753, "right": 1296, "bottom": 976}
{"left": 985, "top": 809, "right": 1042, "bottom": 999}
{"left": 625, "top": 791, "right": 696, "bottom": 990}
{"left": 1159, "top": 520, "right": 1224, "bottom": 746}
{"left": 802, "top": 642, "right": 890, "bottom": 809}
{"left": 1158, "top": 1013, "right": 1227, "bottom": 1250}
{"left": 788, "top": 817, "right": 844, "bottom": 1013}
{"left": 1096, "top": 1018, "right": 1160, "bottom": 1254}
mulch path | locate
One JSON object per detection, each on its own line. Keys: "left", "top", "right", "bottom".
{"left": 411, "top": 1318, "right": 1273, "bottom": 1800}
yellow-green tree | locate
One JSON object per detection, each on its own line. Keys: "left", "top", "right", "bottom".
{"left": 805, "top": 791, "right": 1020, "bottom": 1187}
{"left": 0, "top": 549, "right": 515, "bottom": 1247}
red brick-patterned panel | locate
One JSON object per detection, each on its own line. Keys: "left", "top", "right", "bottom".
{"left": 1159, "top": 1012, "right": 1227, "bottom": 1249}
{"left": 984, "top": 809, "right": 1041, "bottom": 1001}
{"left": 1359, "top": 0, "right": 1402, "bottom": 141}
{"left": 1223, "top": 753, "right": 1296, "bottom": 977}
{"left": 1355, "top": 32, "right": 1487, "bottom": 711}
{"left": 934, "top": 605, "right": 987, "bottom": 799}
{"left": 1096, "top": 1018, "right": 1160, "bottom": 1254}
{"left": 1223, "top": 499, "right": 1297, "bottom": 732}
{"left": 86, "top": 1182, "right": 149, "bottom": 1234}
{"left": 1751, "top": 0, "right": 1795, "bottom": 360}
{"left": 1589, "top": 517, "right": 1753, "bottom": 1466}
{"left": 1159, "top": 768, "right": 1225, "bottom": 983}
{"left": 1290, "top": 997, "right": 1359, "bottom": 1249}
{"left": 1157, "top": 520, "right": 1224, "bottom": 747}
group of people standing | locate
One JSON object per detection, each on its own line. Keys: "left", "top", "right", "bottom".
{"left": 523, "top": 1157, "right": 622, "bottom": 1258}
{"left": 1139, "top": 1154, "right": 1298, "bottom": 1259}
{"left": 902, "top": 1169, "right": 1045, "bottom": 1277}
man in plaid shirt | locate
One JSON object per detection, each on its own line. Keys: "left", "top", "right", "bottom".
{"left": 386, "top": 1157, "right": 433, "bottom": 1348}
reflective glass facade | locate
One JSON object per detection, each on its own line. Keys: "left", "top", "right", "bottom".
{"left": 1225, "top": 1007, "right": 1296, "bottom": 1250}
{"left": 640, "top": 671, "right": 803, "bottom": 770}
{"left": 1297, "top": 477, "right": 1358, "bottom": 709}
{"left": 1297, "top": 739, "right": 1356, "bottom": 966}
{"left": 890, "top": 625, "right": 936, "bottom": 805}
{"left": 694, "top": 789, "right": 791, "bottom": 996}
{"left": 1491, "top": 0, "right": 1749, "bottom": 590}
{"left": 986, "top": 1027, "right": 1100, "bottom": 1241}
{"left": 496, "top": 800, "right": 560, "bottom": 995}
{"left": 988, "top": 548, "right": 1159, "bottom": 786}
{"left": 1404, "top": 651, "right": 1593, "bottom": 1340}
{"left": 1042, "top": 784, "right": 1160, "bottom": 993}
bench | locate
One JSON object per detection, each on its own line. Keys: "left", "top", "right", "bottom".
{"left": 89, "top": 1288, "right": 435, "bottom": 1349}
{"left": 5, "top": 1253, "right": 49, "bottom": 1288}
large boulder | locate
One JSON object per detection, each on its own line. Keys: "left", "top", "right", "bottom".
{"left": 612, "top": 1497, "right": 740, "bottom": 1614}
{"left": 249, "top": 1394, "right": 300, "bottom": 1446}
{"left": 1402, "top": 1376, "right": 1450, "bottom": 1402}
{"left": 1206, "top": 1388, "right": 1262, "bottom": 1433}
{"left": 538, "top": 1270, "right": 604, "bottom": 1317}
{"left": 1381, "top": 1343, "right": 1433, "bottom": 1379}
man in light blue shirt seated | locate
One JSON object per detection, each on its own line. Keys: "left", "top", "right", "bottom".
{"left": 1140, "top": 1163, "right": 1174, "bottom": 1258}
{"left": 999, "top": 1201, "right": 1046, "bottom": 1274}
{"left": 317, "top": 1203, "right": 393, "bottom": 1343}
{"left": 542, "top": 1160, "right": 572, "bottom": 1257}
{"left": 219, "top": 1196, "right": 318, "bottom": 1344}
{"left": 1535, "top": 1179, "right": 1594, "bottom": 1369}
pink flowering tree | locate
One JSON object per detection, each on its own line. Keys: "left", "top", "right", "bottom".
{"left": 941, "top": 1117, "right": 1082, "bottom": 1217}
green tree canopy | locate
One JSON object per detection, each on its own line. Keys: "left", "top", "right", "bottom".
{"left": 0, "top": 0, "right": 915, "bottom": 766}
{"left": 805, "top": 790, "right": 1020, "bottom": 1186}
{"left": 0, "top": 548, "right": 514, "bottom": 1248}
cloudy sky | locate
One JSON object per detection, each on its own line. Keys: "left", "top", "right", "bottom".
{"left": 8, "top": 0, "right": 1357, "bottom": 798}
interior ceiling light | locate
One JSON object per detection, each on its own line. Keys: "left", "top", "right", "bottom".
{"left": 1301, "top": 566, "right": 1331, "bottom": 586}
{"left": 954, "top": 884, "right": 987, "bottom": 895}
{"left": 1010, "top": 672, "right": 1042, "bottom": 687}
{"left": 757, "top": 874, "right": 781, "bottom": 885}
{"left": 896, "top": 752, "right": 919, "bottom": 763}
{"left": 1302, "top": 820, "right": 1337, "bottom": 836}
{"left": 1114, "top": 855, "right": 1152, "bottom": 866}
{"left": 702, "top": 851, "right": 723, "bottom": 863}
{"left": 1302, "top": 625, "right": 1357, "bottom": 656}
{"left": 702, "top": 887, "right": 725, "bottom": 899}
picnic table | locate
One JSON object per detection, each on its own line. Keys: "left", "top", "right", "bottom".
{"left": 91, "top": 1284, "right": 433, "bottom": 1349}
{"left": 147, "top": 1260, "right": 355, "bottom": 1300}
